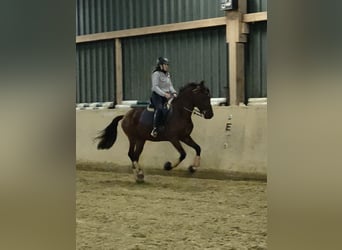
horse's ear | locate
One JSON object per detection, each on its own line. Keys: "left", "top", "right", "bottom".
{"left": 200, "top": 80, "right": 205, "bottom": 86}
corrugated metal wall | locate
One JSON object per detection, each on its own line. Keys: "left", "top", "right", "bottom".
{"left": 76, "top": 40, "right": 115, "bottom": 103}
{"left": 246, "top": 21, "right": 267, "bottom": 99}
{"left": 123, "top": 27, "right": 227, "bottom": 101}
{"left": 76, "top": 0, "right": 267, "bottom": 35}
{"left": 247, "top": 0, "right": 267, "bottom": 12}
{"left": 245, "top": 0, "right": 267, "bottom": 99}
{"left": 76, "top": 0, "right": 267, "bottom": 103}
{"left": 76, "top": 0, "right": 224, "bottom": 35}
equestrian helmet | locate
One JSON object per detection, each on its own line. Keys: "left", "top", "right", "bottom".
{"left": 157, "top": 57, "right": 169, "bottom": 65}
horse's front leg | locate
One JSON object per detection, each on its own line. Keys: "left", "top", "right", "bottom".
{"left": 131, "top": 140, "right": 146, "bottom": 183}
{"left": 181, "top": 136, "right": 201, "bottom": 173}
{"left": 164, "top": 139, "right": 186, "bottom": 171}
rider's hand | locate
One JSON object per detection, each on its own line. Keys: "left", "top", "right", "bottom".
{"left": 165, "top": 93, "right": 171, "bottom": 99}
{"left": 172, "top": 93, "right": 177, "bottom": 98}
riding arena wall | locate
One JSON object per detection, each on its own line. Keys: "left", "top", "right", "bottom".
{"left": 76, "top": 105, "right": 267, "bottom": 179}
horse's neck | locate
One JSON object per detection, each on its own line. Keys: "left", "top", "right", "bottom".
{"left": 172, "top": 97, "right": 194, "bottom": 118}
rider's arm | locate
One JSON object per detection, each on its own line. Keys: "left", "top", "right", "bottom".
{"left": 169, "top": 78, "right": 177, "bottom": 95}
{"left": 151, "top": 72, "right": 167, "bottom": 97}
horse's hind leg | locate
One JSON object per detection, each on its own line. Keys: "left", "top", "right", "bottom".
{"left": 128, "top": 138, "right": 136, "bottom": 167}
{"left": 164, "top": 140, "right": 186, "bottom": 171}
{"left": 181, "top": 136, "right": 201, "bottom": 173}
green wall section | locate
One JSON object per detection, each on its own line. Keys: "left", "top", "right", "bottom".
{"left": 123, "top": 27, "right": 227, "bottom": 101}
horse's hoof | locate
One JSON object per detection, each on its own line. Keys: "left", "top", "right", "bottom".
{"left": 164, "top": 162, "right": 172, "bottom": 171}
{"left": 188, "top": 166, "right": 197, "bottom": 173}
{"left": 136, "top": 174, "right": 144, "bottom": 183}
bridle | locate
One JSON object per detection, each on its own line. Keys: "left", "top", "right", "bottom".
{"left": 171, "top": 87, "right": 210, "bottom": 118}
{"left": 183, "top": 107, "right": 204, "bottom": 117}
{"left": 168, "top": 97, "right": 203, "bottom": 117}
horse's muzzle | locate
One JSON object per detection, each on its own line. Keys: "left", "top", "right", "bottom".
{"left": 203, "top": 110, "right": 214, "bottom": 119}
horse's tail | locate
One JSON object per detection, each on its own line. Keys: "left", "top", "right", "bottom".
{"left": 96, "top": 115, "right": 124, "bottom": 150}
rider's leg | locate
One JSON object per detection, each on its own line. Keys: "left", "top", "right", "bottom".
{"left": 151, "top": 108, "right": 162, "bottom": 137}
{"left": 150, "top": 92, "right": 166, "bottom": 137}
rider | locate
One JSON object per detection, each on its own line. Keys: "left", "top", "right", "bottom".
{"left": 150, "top": 57, "right": 177, "bottom": 137}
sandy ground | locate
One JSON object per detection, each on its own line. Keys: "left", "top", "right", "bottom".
{"left": 77, "top": 169, "right": 267, "bottom": 250}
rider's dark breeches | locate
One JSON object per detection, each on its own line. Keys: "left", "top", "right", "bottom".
{"left": 151, "top": 92, "right": 167, "bottom": 128}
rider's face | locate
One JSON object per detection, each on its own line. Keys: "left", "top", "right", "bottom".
{"left": 161, "top": 64, "right": 169, "bottom": 71}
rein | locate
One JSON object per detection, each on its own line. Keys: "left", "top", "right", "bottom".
{"left": 183, "top": 107, "right": 203, "bottom": 117}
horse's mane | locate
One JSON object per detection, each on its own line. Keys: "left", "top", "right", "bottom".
{"left": 178, "top": 82, "right": 200, "bottom": 94}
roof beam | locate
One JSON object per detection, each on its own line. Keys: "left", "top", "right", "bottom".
{"left": 76, "top": 12, "right": 267, "bottom": 43}
{"left": 243, "top": 11, "right": 267, "bottom": 23}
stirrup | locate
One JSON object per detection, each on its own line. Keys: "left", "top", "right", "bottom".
{"left": 150, "top": 128, "right": 158, "bottom": 138}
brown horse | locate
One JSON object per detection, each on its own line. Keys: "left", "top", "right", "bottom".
{"left": 95, "top": 81, "right": 214, "bottom": 182}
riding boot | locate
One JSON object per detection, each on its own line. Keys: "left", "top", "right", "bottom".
{"left": 151, "top": 109, "right": 162, "bottom": 137}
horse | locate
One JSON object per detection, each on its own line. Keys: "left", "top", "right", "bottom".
{"left": 95, "top": 81, "right": 214, "bottom": 182}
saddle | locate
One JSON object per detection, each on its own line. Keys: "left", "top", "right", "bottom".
{"left": 139, "top": 98, "right": 173, "bottom": 126}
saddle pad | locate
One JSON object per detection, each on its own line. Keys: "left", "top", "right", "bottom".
{"left": 139, "top": 109, "right": 154, "bottom": 125}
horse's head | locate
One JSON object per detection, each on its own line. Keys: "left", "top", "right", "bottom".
{"left": 190, "top": 81, "right": 214, "bottom": 119}
{"left": 175, "top": 81, "right": 214, "bottom": 119}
